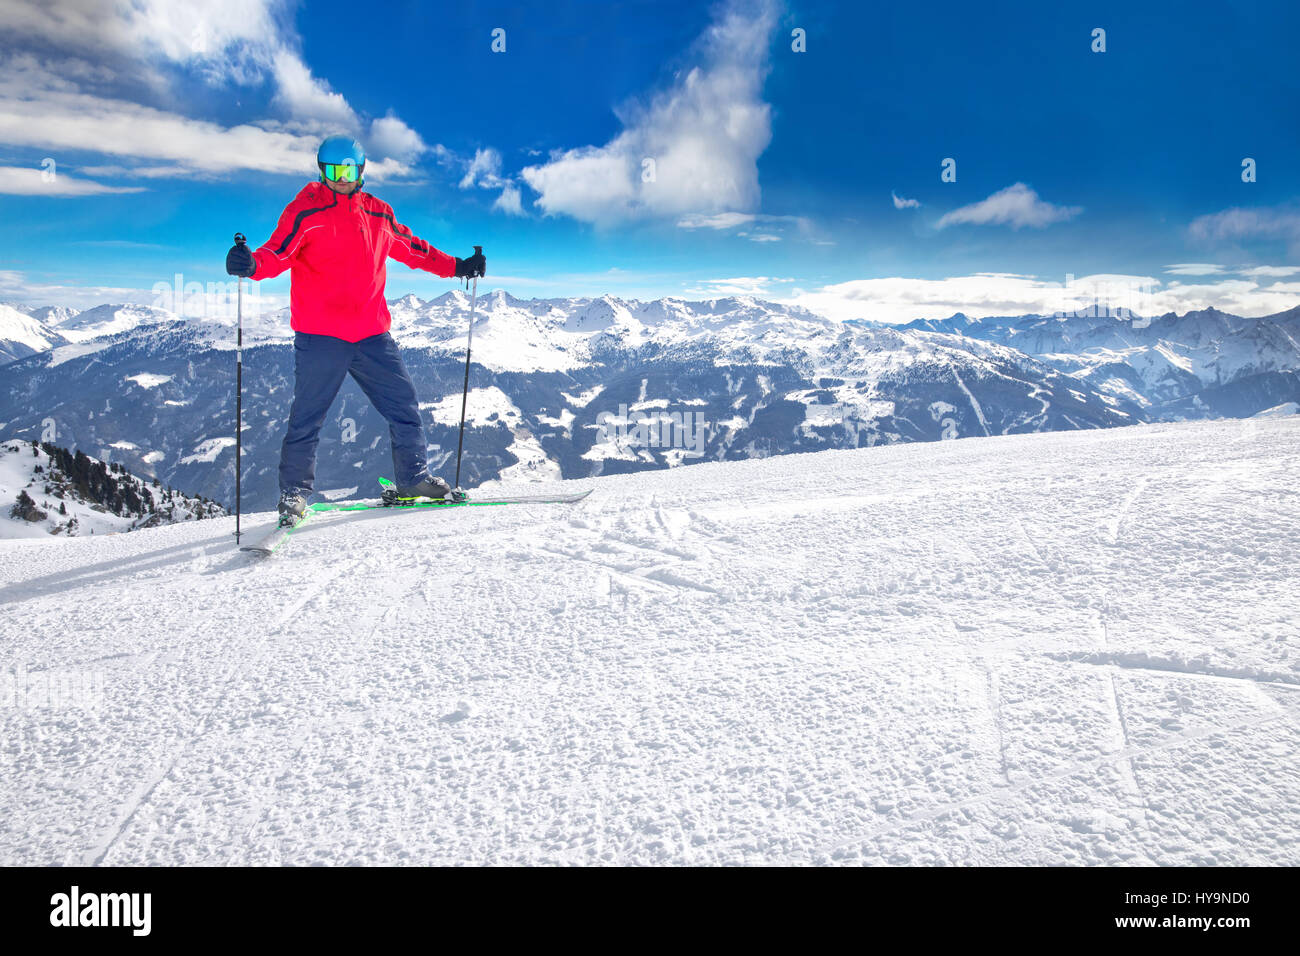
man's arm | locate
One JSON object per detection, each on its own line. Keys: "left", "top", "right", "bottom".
{"left": 380, "top": 206, "right": 457, "bottom": 278}
{"left": 249, "top": 189, "right": 337, "bottom": 280}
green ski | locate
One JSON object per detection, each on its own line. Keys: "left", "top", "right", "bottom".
{"left": 240, "top": 480, "right": 592, "bottom": 556}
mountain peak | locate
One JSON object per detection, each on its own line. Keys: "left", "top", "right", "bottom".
{"left": 430, "top": 289, "right": 469, "bottom": 306}
{"left": 389, "top": 293, "right": 424, "bottom": 310}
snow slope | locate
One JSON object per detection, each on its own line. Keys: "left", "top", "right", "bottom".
{"left": 43, "top": 304, "right": 176, "bottom": 344}
{"left": 0, "top": 418, "right": 1297, "bottom": 865}
{"left": 0, "top": 441, "right": 225, "bottom": 539}
{"left": 0, "top": 303, "right": 66, "bottom": 365}
{"left": 0, "top": 442, "right": 130, "bottom": 539}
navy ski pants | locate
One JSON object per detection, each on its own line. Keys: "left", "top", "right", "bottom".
{"left": 279, "top": 331, "right": 428, "bottom": 495}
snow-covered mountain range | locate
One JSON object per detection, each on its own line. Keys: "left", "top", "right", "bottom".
{"left": 0, "top": 292, "right": 1296, "bottom": 509}
{"left": 901, "top": 305, "right": 1300, "bottom": 416}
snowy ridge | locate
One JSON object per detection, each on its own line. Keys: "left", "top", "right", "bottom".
{"left": 0, "top": 303, "right": 67, "bottom": 364}
{"left": 0, "top": 439, "right": 225, "bottom": 539}
{"left": 907, "top": 304, "right": 1300, "bottom": 414}
{"left": 45, "top": 303, "right": 179, "bottom": 344}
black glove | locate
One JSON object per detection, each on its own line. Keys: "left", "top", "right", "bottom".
{"left": 226, "top": 235, "right": 256, "bottom": 278}
{"left": 454, "top": 246, "right": 485, "bottom": 278}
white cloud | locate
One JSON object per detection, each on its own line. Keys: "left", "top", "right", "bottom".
{"left": 677, "top": 212, "right": 757, "bottom": 229}
{"left": 130, "top": 1, "right": 286, "bottom": 86}
{"left": 362, "top": 158, "right": 424, "bottom": 184}
{"left": 1189, "top": 205, "right": 1300, "bottom": 259}
{"left": 1238, "top": 265, "right": 1300, "bottom": 277}
{"left": 0, "top": 268, "right": 293, "bottom": 316}
{"left": 3, "top": 1, "right": 299, "bottom": 96}
{"left": 270, "top": 50, "right": 359, "bottom": 131}
{"left": 368, "top": 113, "right": 428, "bottom": 163}
{"left": 0, "top": 66, "right": 317, "bottom": 176}
{"left": 782, "top": 272, "right": 1300, "bottom": 324}
{"left": 521, "top": 0, "right": 777, "bottom": 226}
{"left": 676, "top": 211, "right": 813, "bottom": 242}
{"left": 0, "top": 167, "right": 146, "bottom": 196}
{"left": 493, "top": 184, "right": 525, "bottom": 216}
{"left": 1165, "top": 263, "right": 1300, "bottom": 279}
{"left": 0, "top": 1, "right": 123, "bottom": 50}
{"left": 936, "top": 182, "right": 1082, "bottom": 230}
{"left": 75, "top": 164, "right": 203, "bottom": 179}
{"left": 892, "top": 190, "right": 920, "bottom": 209}
{"left": 445, "top": 146, "right": 526, "bottom": 215}
{"left": 0, "top": 1, "right": 428, "bottom": 183}
{"left": 684, "top": 276, "right": 796, "bottom": 297}
{"left": 0, "top": 270, "right": 149, "bottom": 309}
{"left": 459, "top": 148, "right": 507, "bottom": 190}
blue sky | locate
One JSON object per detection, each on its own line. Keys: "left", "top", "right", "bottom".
{"left": 1, "top": 0, "right": 1298, "bottom": 321}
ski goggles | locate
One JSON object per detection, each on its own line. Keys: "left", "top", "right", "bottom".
{"left": 320, "top": 162, "right": 362, "bottom": 183}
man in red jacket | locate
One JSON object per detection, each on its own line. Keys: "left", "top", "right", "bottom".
{"left": 226, "top": 135, "right": 485, "bottom": 521}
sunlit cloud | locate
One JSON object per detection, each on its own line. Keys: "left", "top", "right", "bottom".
{"left": 782, "top": 272, "right": 1300, "bottom": 324}
{"left": 521, "top": 0, "right": 778, "bottom": 226}
{"left": 936, "top": 182, "right": 1082, "bottom": 230}
{"left": 682, "top": 276, "right": 797, "bottom": 297}
{"left": 0, "top": 166, "right": 146, "bottom": 196}
{"left": 0, "top": 0, "right": 429, "bottom": 184}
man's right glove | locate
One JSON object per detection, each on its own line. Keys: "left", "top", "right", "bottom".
{"left": 226, "top": 240, "right": 256, "bottom": 278}
{"left": 454, "top": 246, "right": 486, "bottom": 278}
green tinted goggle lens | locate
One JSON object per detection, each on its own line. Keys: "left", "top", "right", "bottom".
{"left": 322, "top": 163, "right": 360, "bottom": 183}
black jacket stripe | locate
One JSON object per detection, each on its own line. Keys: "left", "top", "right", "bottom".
{"left": 364, "top": 208, "right": 428, "bottom": 255}
{"left": 274, "top": 190, "right": 339, "bottom": 256}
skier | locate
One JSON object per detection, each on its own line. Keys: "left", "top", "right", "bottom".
{"left": 225, "top": 134, "right": 485, "bottom": 523}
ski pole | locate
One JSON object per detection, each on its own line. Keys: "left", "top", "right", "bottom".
{"left": 453, "top": 251, "right": 481, "bottom": 490}
{"left": 234, "top": 232, "right": 246, "bottom": 544}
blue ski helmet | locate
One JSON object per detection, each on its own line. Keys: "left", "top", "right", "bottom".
{"left": 317, "top": 135, "right": 366, "bottom": 187}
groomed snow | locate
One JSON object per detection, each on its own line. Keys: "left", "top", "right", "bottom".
{"left": 0, "top": 418, "right": 1297, "bottom": 865}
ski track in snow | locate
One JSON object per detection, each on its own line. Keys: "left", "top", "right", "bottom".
{"left": 950, "top": 366, "right": 991, "bottom": 436}
{"left": 1, "top": 418, "right": 1298, "bottom": 865}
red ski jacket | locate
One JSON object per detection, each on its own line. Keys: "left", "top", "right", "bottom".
{"left": 249, "top": 182, "right": 457, "bottom": 342}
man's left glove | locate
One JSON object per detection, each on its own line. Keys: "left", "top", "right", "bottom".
{"left": 454, "top": 247, "right": 486, "bottom": 278}
{"left": 226, "top": 241, "right": 256, "bottom": 278}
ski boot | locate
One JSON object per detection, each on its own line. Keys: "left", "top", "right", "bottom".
{"left": 384, "top": 474, "right": 452, "bottom": 507}
{"left": 277, "top": 490, "right": 307, "bottom": 527}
